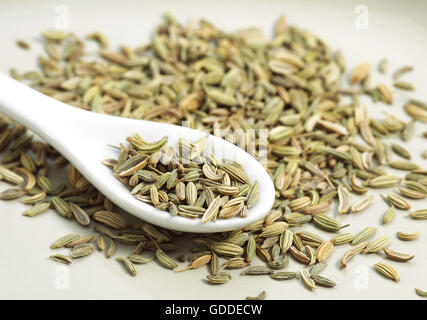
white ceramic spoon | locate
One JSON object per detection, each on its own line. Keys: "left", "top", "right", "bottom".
{"left": 0, "top": 74, "right": 275, "bottom": 233}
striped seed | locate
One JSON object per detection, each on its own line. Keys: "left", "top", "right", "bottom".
{"left": 352, "top": 227, "right": 377, "bottom": 245}
{"left": 201, "top": 196, "right": 221, "bottom": 223}
{"left": 23, "top": 191, "right": 46, "bottom": 204}
{"left": 340, "top": 242, "right": 368, "bottom": 269}
{"left": 300, "top": 269, "right": 316, "bottom": 290}
{"left": 409, "top": 209, "right": 427, "bottom": 220}
{"left": 364, "top": 236, "right": 390, "bottom": 253}
{"left": 397, "top": 231, "right": 419, "bottom": 241}
{"left": 51, "top": 233, "right": 80, "bottom": 249}
{"left": 65, "top": 235, "right": 95, "bottom": 248}
{"left": 106, "top": 238, "right": 116, "bottom": 258}
{"left": 51, "top": 196, "right": 71, "bottom": 218}
{"left": 374, "top": 262, "right": 400, "bottom": 282}
{"left": 316, "top": 240, "right": 334, "bottom": 262}
{"left": 351, "top": 195, "right": 374, "bottom": 213}
{"left": 382, "top": 206, "right": 395, "bottom": 224}
{"left": 383, "top": 248, "right": 414, "bottom": 262}
{"left": 312, "top": 275, "right": 336, "bottom": 288}
{"left": 0, "top": 166, "right": 24, "bottom": 184}
{"left": 49, "top": 254, "right": 72, "bottom": 264}
{"left": 0, "top": 188, "right": 26, "bottom": 200}
{"left": 23, "top": 202, "right": 50, "bottom": 217}
{"left": 156, "top": 248, "right": 178, "bottom": 269}
{"left": 93, "top": 210, "right": 127, "bottom": 229}
{"left": 313, "top": 214, "right": 348, "bottom": 232}
{"left": 116, "top": 257, "right": 137, "bottom": 276}
{"left": 270, "top": 271, "right": 298, "bottom": 281}
{"left": 69, "top": 202, "right": 90, "bottom": 226}
{"left": 385, "top": 194, "right": 410, "bottom": 210}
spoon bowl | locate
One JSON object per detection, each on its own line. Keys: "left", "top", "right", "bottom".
{"left": 0, "top": 74, "right": 275, "bottom": 233}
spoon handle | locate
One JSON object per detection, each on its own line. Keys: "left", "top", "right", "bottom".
{"left": 0, "top": 73, "right": 76, "bottom": 141}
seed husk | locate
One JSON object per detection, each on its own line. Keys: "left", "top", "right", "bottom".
{"left": 374, "top": 262, "right": 400, "bottom": 282}
{"left": 150, "top": 184, "right": 160, "bottom": 207}
{"left": 309, "top": 262, "right": 327, "bottom": 276}
{"left": 185, "top": 182, "right": 197, "bottom": 206}
{"left": 219, "top": 164, "right": 250, "bottom": 184}
{"left": 397, "top": 231, "right": 419, "bottom": 241}
{"left": 36, "top": 175, "right": 53, "bottom": 194}
{"left": 279, "top": 229, "right": 293, "bottom": 254}
{"left": 0, "top": 166, "right": 24, "bottom": 185}
{"left": 289, "top": 246, "right": 310, "bottom": 264}
{"left": 404, "top": 104, "right": 427, "bottom": 123}
{"left": 333, "top": 233, "right": 355, "bottom": 246}
{"left": 388, "top": 161, "right": 420, "bottom": 171}
{"left": 270, "top": 271, "right": 299, "bottom": 281}
{"left": 16, "top": 39, "right": 31, "bottom": 50}
{"left": 409, "top": 209, "right": 427, "bottom": 220}
{"left": 340, "top": 242, "right": 368, "bottom": 269}
{"left": 297, "top": 231, "right": 323, "bottom": 246}
{"left": 116, "top": 257, "right": 137, "bottom": 276}
{"left": 69, "top": 202, "right": 91, "bottom": 226}
{"left": 51, "top": 196, "right": 71, "bottom": 218}
{"left": 260, "top": 222, "right": 288, "bottom": 238}
{"left": 385, "top": 194, "right": 411, "bottom": 210}
{"left": 383, "top": 248, "right": 414, "bottom": 262}
{"left": 364, "top": 236, "right": 390, "bottom": 253}
{"left": 23, "top": 202, "right": 50, "bottom": 217}
{"left": 256, "top": 246, "right": 273, "bottom": 264}
{"left": 156, "top": 248, "right": 178, "bottom": 269}
{"left": 352, "top": 227, "right": 377, "bottom": 245}
{"left": 176, "top": 254, "right": 211, "bottom": 272}
{"left": 337, "top": 185, "right": 351, "bottom": 215}
{"left": 391, "top": 144, "right": 411, "bottom": 160}
{"left": 96, "top": 234, "right": 106, "bottom": 251}
{"left": 222, "top": 257, "right": 248, "bottom": 269}
{"left": 51, "top": 233, "right": 80, "bottom": 249}
{"left": 241, "top": 266, "right": 274, "bottom": 276}
{"left": 368, "top": 175, "right": 401, "bottom": 188}
{"left": 399, "top": 187, "right": 425, "bottom": 200}
{"left": 300, "top": 269, "right": 316, "bottom": 290}
{"left": 289, "top": 196, "right": 311, "bottom": 211}
{"left": 127, "top": 254, "right": 153, "bottom": 264}
{"left": 382, "top": 206, "right": 396, "bottom": 224}
{"left": 313, "top": 214, "right": 349, "bottom": 232}
{"left": 377, "top": 83, "right": 393, "bottom": 104}
{"left": 246, "top": 290, "right": 266, "bottom": 300}
{"left": 65, "top": 235, "right": 95, "bottom": 248}
{"left": 415, "top": 289, "right": 427, "bottom": 298}
{"left": 0, "top": 188, "right": 26, "bottom": 200}
{"left": 14, "top": 167, "right": 36, "bottom": 191}
{"left": 393, "top": 65, "right": 413, "bottom": 80}
{"left": 106, "top": 238, "right": 116, "bottom": 258}
{"left": 378, "top": 58, "right": 387, "bottom": 73}
{"left": 312, "top": 275, "right": 336, "bottom": 288}
{"left": 350, "top": 63, "right": 370, "bottom": 84}
{"left": 22, "top": 191, "right": 46, "bottom": 204}
{"left": 201, "top": 196, "right": 221, "bottom": 223}
{"left": 93, "top": 210, "right": 127, "bottom": 229}
{"left": 351, "top": 195, "right": 374, "bottom": 213}
{"left": 316, "top": 240, "right": 334, "bottom": 262}
{"left": 49, "top": 254, "right": 72, "bottom": 264}
{"left": 206, "top": 274, "right": 231, "bottom": 285}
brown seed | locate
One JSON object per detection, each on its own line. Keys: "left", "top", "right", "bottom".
{"left": 374, "top": 262, "right": 400, "bottom": 282}
{"left": 93, "top": 210, "right": 127, "bottom": 229}
{"left": 69, "top": 202, "right": 90, "bottom": 226}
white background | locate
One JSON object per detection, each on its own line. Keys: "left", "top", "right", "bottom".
{"left": 0, "top": 0, "right": 426, "bottom": 299}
